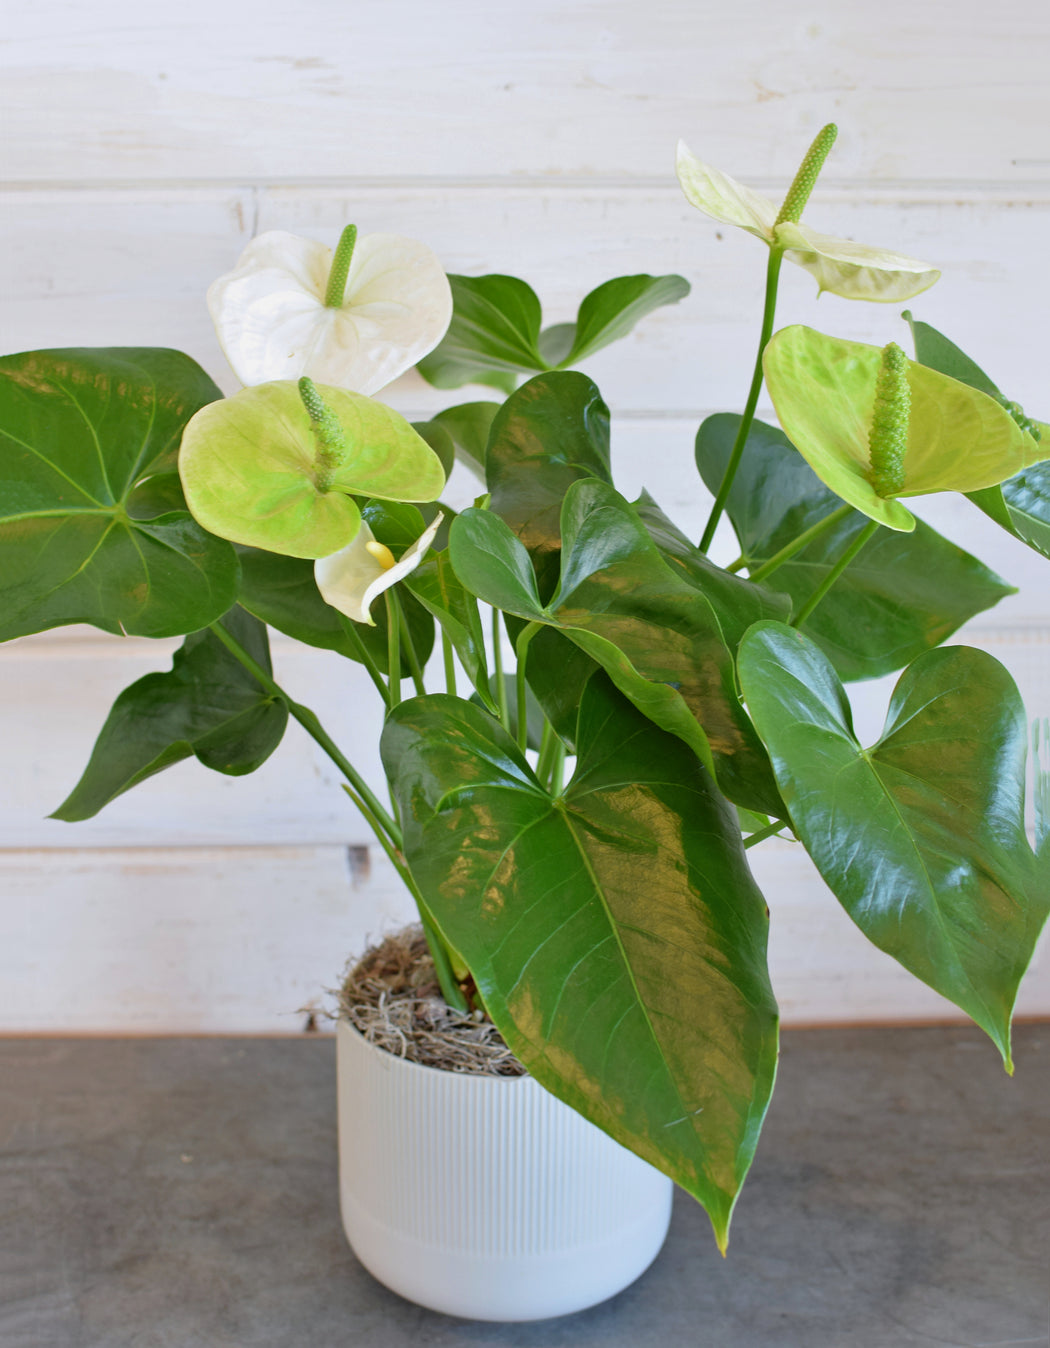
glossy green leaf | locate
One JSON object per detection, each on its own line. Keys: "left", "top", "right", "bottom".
{"left": 450, "top": 481, "right": 784, "bottom": 815}
{"left": 428, "top": 401, "right": 501, "bottom": 477}
{"left": 521, "top": 626, "right": 599, "bottom": 750}
{"left": 486, "top": 371, "right": 612, "bottom": 597}
{"left": 696, "top": 414, "right": 1016, "bottom": 680}
{"left": 179, "top": 381, "right": 446, "bottom": 559}
{"left": 904, "top": 316, "right": 1050, "bottom": 562}
{"left": 739, "top": 623, "right": 1049, "bottom": 1067}
{"left": 561, "top": 273, "right": 691, "bottom": 364}
{"left": 382, "top": 675, "right": 779, "bottom": 1249}
{"left": 0, "top": 347, "right": 239, "bottom": 641}
{"left": 53, "top": 607, "right": 288, "bottom": 820}
{"left": 763, "top": 326, "right": 1044, "bottom": 529}
{"left": 416, "top": 275, "right": 544, "bottom": 391}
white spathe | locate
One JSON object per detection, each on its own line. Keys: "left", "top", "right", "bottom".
{"left": 675, "top": 142, "right": 941, "bottom": 303}
{"left": 315, "top": 514, "right": 443, "bottom": 625}
{"left": 208, "top": 230, "right": 453, "bottom": 392}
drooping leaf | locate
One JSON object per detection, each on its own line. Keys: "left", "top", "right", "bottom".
{"left": 179, "top": 380, "right": 446, "bottom": 559}
{"left": 450, "top": 481, "right": 784, "bottom": 815}
{"left": 0, "top": 347, "right": 239, "bottom": 641}
{"left": 561, "top": 273, "right": 691, "bottom": 365}
{"left": 53, "top": 607, "right": 288, "bottom": 820}
{"left": 416, "top": 275, "right": 545, "bottom": 391}
{"left": 696, "top": 414, "right": 1016, "bottom": 680}
{"left": 762, "top": 326, "right": 1044, "bottom": 530}
{"left": 382, "top": 675, "right": 779, "bottom": 1250}
{"left": 904, "top": 315, "right": 1050, "bottom": 561}
{"left": 738, "top": 623, "right": 1049, "bottom": 1068}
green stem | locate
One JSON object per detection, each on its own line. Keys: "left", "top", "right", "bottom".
{"left": 743, "top": 818, "right": 791, "bottom": 849}
{"left": 790, "top": 520, "right": 880, "bottom": 628}
{"left": 336, "top": 613, "right": 391, "bottom": 706}
{"left": 385, "top": 591, "right": 402, "bottom": 709}
{"left": 699, "top": 245, "right": 784, "bottom": 553}
{"left": 394, "top": 594, "right": 426, "bottom": 697}
{"left": 514, "top": 622, "right": 542, "bottom": 753}
{"left": 747, "top": 503, "right": 853, "bottom": 584}
{"left": 441, "top": 629, "right": 458, "bottom": 696}
{"left": 325, "top": 223, "right": 358, "bottom": 308}
{"left": 209, "top": 620, "right": 401, "bottom": 847}
{"left": 341, "top": 784, "right": 467, "bottom": 1013}
{"left": 536, "top": 718, "right": 558, "bottom": 784}
{"left": 492, "top": 607, "right": 509, "bottom": 732}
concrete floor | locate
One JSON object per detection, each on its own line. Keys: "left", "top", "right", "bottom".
{"left": 1, "top": 1025, "right": 1047, "bottom": 1348}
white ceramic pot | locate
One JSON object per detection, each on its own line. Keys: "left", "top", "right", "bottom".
{"left": 336, "top": 1019, "right": 674, "bottom": 1321}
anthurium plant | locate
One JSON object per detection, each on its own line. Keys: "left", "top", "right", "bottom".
{"left": 3, "top": 126, "right": 1048, "bottom": 1252}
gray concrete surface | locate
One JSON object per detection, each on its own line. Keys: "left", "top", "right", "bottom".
{"left": 1, "top": 1026, "right": 1047, "bottom": 1348}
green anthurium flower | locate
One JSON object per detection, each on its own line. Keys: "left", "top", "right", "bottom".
{"left": 179, "top": 379, "right": 447, "bottom": 559}
{"left": 208, "top": 227, "right": 453, "bottom": 393}
{"left": 763, "top": 326, "right": 1049, "bottom": 531}
{"left": 315, "top": 512, "right": 444, "bottom": 625}
{"left": 675, "top": 142, "right": 940, "bottom": 302}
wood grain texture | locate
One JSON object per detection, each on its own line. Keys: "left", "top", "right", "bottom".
{"left": 3, "top": 3, "right": 1049, "bottom": 1030}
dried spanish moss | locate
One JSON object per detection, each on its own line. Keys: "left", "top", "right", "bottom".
{"left": 336, "top": 925, "right": 527, "bottom": 1077}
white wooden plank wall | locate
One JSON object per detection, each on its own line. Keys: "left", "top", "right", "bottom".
{"left": 2, "top": 1, "right": 1048, "bottom": 1031}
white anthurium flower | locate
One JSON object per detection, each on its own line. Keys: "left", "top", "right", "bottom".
{"left": 315, "top": 513, "right": 444, "bottom": 625}
{"left": 675, "top": 141, "right": 940, "bottom": 302}
{"left": 208, "top": 228, "right": 453, "bottom": 393}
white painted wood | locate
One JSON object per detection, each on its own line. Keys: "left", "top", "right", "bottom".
{"left": 2, "top": 3, "right": 1049, "bottom": 1032}
{"left": 4, "top": 0, "right": 1050, "bottom": 184}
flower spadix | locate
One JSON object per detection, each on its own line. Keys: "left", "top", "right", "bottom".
{"left": 675, "top": 133, "right": 940, "bottom": 303}
{"left": 763, "top": 326, "right": 1048, "bottom": 530}
{"left": 316, "top": 513, "right": 443, "bottom": 625}
{"left": 179, "top": 378, "right": 446, "bottom": 559}
{"left": 208, "top": 227, "right": 453, "bottom": 392}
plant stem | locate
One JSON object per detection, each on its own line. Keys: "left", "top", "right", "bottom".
{"left": 492, "top": 607, "right": 509, "bottom": 732}
{"left": 442, "top": 629, "right": 458, "bottom": 696}
{"left": 208, "top": 620, "right": 401, "bottom": 847}
{"left": 514, "top": 622, "right": 542, "bottom": 752}
{"left": 385, "top": 592, "right": 402, "bottom": 709}
{"left": 699, "top": 245, "right": 785, "bottom": 553}
{"left": 790, "top": 519, "right": 880, "bottom": 628}
{"left": 341, "top": 784, "right": 468, "bottom": 1013}
{"left": 336, "top": 613, "right": 391, "bottom": 706}
{"left": 536, "top": 718, "right": 559, "bottom": 785}
{"left": 743, "top": 818, "right": 791, "bottom": 849}
{"left": 394, "top": 596, "right": 426, "bottom": 697}
{"left": 747, "top": 503, "right": 854, "bottom": 584}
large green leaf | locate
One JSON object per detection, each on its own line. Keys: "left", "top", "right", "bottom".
{"left": 762, "top": 326, "right": 1044, "bottom": 530}
{"left": 416, "top": 273, "right": 690, "bottom": 393}
{"left": 382, "top": 675, "right": 779, "bottom": 1249}
{"left": 0, "top": 347, "right": 238, "bottom": 640}
{"left": 450, "top": 481, "right": 784, "bottom": 815}
{"left": 696, "top": 414, "right": 1016, "bottom": 680}
{"left": 904, "top": 316, "right": 1050, "bottom": 561}
{"left": 738, "top": 623, "right": 1049, "bottom": 1068}
{"left": 486, "top": 371, "right": 612, "bottom": 598}
{"left": 53, "top": 607, "right": 288, "bottom": 820}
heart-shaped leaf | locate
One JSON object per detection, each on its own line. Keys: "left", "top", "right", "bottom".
{"left": 450, "top": 481, "right": 784, "bottom": 815}
{"left": 738, "top": 623, "right": 1049, "bottom": 1068}
{"left": 179, "top": 380, "right": 446, "bottom": 559}
{"left": 763, "top": 326, "right": 1044, "bottom": 530}
{"left": 695, "top": 414, "right": 1016, "bottom": 680}
{"left": 0, "top": 347, "right": 239, "bottom": 640}
{"left": 382, "top": 675, "right": 779, "bottom": 1250}
{"left": 53, "top": 607, "right": 288, "bottom": 820}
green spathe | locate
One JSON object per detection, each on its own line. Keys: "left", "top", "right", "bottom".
{"left": 763, "top": 326, "right": 1047, "bottom": 531}
{"left": 179, "top": 380, "right": 447, "bottom": 559}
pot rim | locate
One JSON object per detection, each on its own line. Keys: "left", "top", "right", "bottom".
{"left": 336, "top": 1014, "right": 534, "bottom": 1087}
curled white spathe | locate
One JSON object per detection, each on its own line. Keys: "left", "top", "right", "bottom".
{"left": 315, "top": 514, "right": 444, "bottom": 625}
{"left": 208, "top": 230, "right": 453, "bottom": 393}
